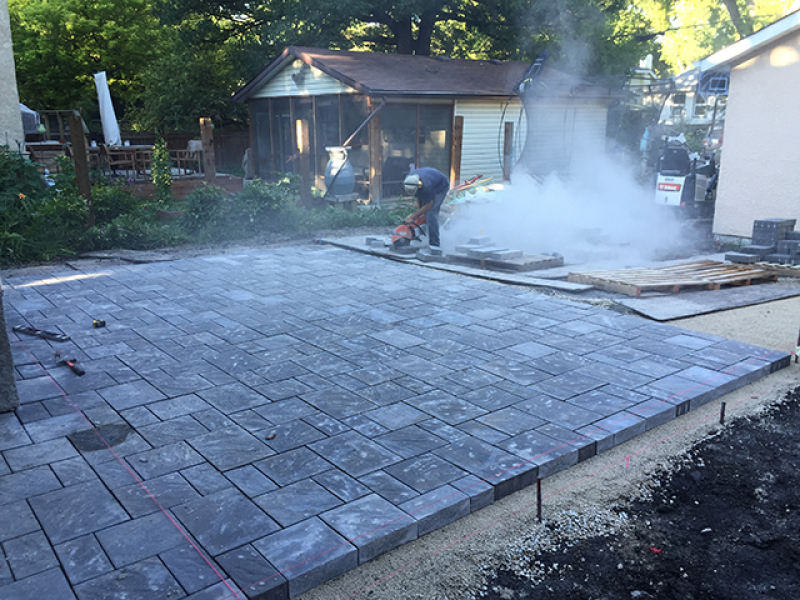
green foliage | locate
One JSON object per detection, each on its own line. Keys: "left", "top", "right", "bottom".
{"left": 152, "top": 139, "right": 172, "bottom": 205}
{"left": 636, "top": 0, "right": 796, "bottom": 74}
{"left": 0, "top": 147, "right": 45, "bottom": 232}
{"left": 183, "top": 175, "right": 403, "bottom": 242}
{"left": 90, "top": 180, "right": 141, "bottom": 225}
{"left": 83, "top": 214, "right": 187, "bottom": 251}
{"left": 9, "top": 0, "right": 165, "bottom": 118}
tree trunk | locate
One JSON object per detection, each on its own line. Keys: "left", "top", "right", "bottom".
{"left": 722, "top": 0, "right": 753, "bottom": 38}
{"left": 395, "top": 16, "right": 414, "bottom": 54}
{"left": 0, "top": 283, "right": 20, "bottom": 413}
{"left": 415, "top": 12, "right": 437, "bottom": 56}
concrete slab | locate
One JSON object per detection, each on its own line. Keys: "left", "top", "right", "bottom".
{"left": 1, "top": 244, "right": 791, "bottom": 599}
{"left": 620, "top": 284, "right": 800, "bottom": 321}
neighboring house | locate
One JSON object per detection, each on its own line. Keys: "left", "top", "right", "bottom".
{"left": 233, "top": 47, "right": 618, "bottom": 202}
{"left": 0, "top": 0, "right": 24, "bottom": 150}
{"left": 657, "top": 68, "right": 728, "bottom": 129}
{"left": 694, "top": 9, "right": 800, "bottom": 239}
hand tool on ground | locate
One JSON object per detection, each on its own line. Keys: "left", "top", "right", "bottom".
{"left": 13, "top": 325, "right": 70, "bottom": 342}
{"left": 55, "top": 350, "right": 85, "bottom": 376}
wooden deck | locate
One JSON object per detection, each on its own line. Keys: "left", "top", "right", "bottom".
{"left": 568, "top": 260, "right": 780, "bottom": 297}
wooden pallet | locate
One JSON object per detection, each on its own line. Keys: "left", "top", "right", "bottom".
{"left": 568, "top": 260, "right": 779, "bottom": 297}
{"left": 754, "top": 262, "right": 800, "bottom": 278}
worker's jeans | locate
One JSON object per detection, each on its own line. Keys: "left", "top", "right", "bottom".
{"left": 427, "top": 190, "right": 448, "bottom": 247}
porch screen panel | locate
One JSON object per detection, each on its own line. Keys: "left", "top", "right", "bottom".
{"left": 315, "top": 96, "right": 340, "bottom": 189}
{"left": 271, "top": 97, "right": 293, "bottom": 174}
{"left": 380, "top": 104, "right": 417, "bottom": 197}
{"left": 294, "top": 98, "right": 316, "bottom": 181}
{"left": 341, "top": 96, "right": 370, "bottom": 184}
{"left": 418, "top": 105, "right": 451, "bottom": 178}
{"left": 251, "top": 99, "right": 272, "bottom": 178}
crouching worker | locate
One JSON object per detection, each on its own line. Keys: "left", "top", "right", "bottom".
{"left": 403, "top": 167, "right": 449, "bottom": 251}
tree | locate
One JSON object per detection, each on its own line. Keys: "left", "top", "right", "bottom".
{"left": 9, "top": 0, "right": 165, "bottom": 119}
{"left": 635, "top": 0, "right": 797, "bottom": 73}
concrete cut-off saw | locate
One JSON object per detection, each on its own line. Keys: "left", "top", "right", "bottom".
{"left": 391, "top": 214, "right": 427, "bottom": 251}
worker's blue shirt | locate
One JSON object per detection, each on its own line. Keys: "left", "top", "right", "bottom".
{"left": 411, "top": 168, "right": 449, "bottom": 205}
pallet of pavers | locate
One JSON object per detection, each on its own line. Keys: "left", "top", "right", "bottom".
{"left": 568, "top": 260, "right": 779, "bottom": 297}
{"left": 447, "top": 236, "right": 564, "bottom": 272}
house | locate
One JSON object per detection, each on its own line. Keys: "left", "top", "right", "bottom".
{"left": 694, "top": 9, "right": 800, "bottom": 240}
{"left": 233, "top": 47, "right": 619, "bottom": 202}
{"left": 0, "top": 0, "right": 24, "bottom": 150}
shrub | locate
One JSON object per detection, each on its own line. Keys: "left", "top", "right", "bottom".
{"left": 152, "top": 138, "right": 172, "bottom": 205}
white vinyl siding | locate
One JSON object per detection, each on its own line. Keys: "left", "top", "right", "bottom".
{"left": 522, "top": 99, "right": 608, "bottom": 177}
{"left": 455, "top": 97, "right": 608, "bottom": 180}
{"left": 252, "top": 60, "right": 356, "bottom": 98}
{"left": 454, "top": 99, "right": 527, "bottom": 183}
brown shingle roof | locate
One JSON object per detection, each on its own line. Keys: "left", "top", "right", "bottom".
{"left": 233, "top": 47, "right": 616, "bottom": 102}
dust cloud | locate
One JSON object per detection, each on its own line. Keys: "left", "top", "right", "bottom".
{"left": 442, "top": 155, "right": 688, "bottom": 268}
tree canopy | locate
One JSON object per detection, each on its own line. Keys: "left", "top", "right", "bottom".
{"left": 8, "top": 0, "right": 800, "bottom": 134}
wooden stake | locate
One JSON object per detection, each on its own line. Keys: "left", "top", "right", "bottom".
{"left": 200, "top": 118, "right": 216, "bottom": 183}
{"left": 450, "top": 115, "right": 463, "bottom": 188}
{"left": 503, "top": 122, "right": 514, "bottom": 181}
{"left": 68, "top": 111, "right": 94, "bottom": 228}
{"left": 296, "top": 119, "right": 312, "bottom": 206}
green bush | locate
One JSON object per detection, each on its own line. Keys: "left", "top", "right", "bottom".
{"left": 91, "top": 181, "right": 140, "bottom": 225}
{"left": 152, "top": 138, "right": 172, "bottom": 205}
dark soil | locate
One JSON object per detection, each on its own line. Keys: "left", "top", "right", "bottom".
{"left": 484, "top": 387, "right": 800, "bottom": 600}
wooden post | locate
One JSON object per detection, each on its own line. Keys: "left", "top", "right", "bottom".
{"left": 503, "top": 121, "right": 514, "bottom": 182}
{"left": 200, "top": 118, "right": 216, "bottom": 183}
{"left": 296, "top": 119, "right": 312, "bottom": 206}
{"left": 368, "top": 106, "right": 382, "bottom": 204}
{"left": 449, "top": 115, "right": 463, "bottom": 188}
{"left": 68, "top": 111, "right": 94, "bottom": 228}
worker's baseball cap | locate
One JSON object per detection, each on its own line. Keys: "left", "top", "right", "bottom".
{"left": 403, "top": 174, "right": 422, "bottom": 195}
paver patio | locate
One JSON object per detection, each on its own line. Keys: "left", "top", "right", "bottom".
{"left": 0, "top": 245, "right": 790, "bottom": 599}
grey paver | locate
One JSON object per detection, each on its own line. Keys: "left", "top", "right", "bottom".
{"left": 29, "top": 479, "right": 129, "bottom": 545}
{"left": 400, "top": 484, "right": 470, "bottom": 536}
{"left": 98, "top": 380, "right": 167, "bottom": 411}
{"left": 198, "top": 383, "right": 270, "bottom": 414}
{"left": 73, "top": 556, "right": 184, "bottom": 600}
{"left": 138, "top": 415, "right": 209, "bottom": 447}
{"left": 313, "top": 469, "right": 371, "bottom": 502}
{"left": 3, "top": 530, "right": 58, "bottom": 579}
{"left": 0, "top": 466, "right": 61, "bottom": 506}
{"left": 160, "top": 543, "right": 226, "bottom": 595}
{"left": 0, "top": 566, "right": 76, "bottom": 600}
{"left": 385, "top": 452, "right": 469, "bottom": 494}
{"left": 310, "top": 431, "right": 400, "bottom": 478}
{"left": 3, "top": 437, "right": 77, "bottom": 472}
{"left": 54, "top": 534, "right": 115, "bottom": 585}
{"left": 148, "top": 394, "right": 213, "bottom": 420}
{"left": 254, "top": 446, "right": 333, "bottom": 487}
{"left": 255, "top": 479, "right": 342, "bottom": 527}
{"left": 215, "top": 544, "right": 287, "bottom": 600}
{"left": 128, "top": 440, "right": 205, "bottom": 480}
{"left": 253, "top": 517, "right": 356, "bottom": 598}
{"left": 96, "top": 511, "right": 186, "bottom": 568}
{"left": 225, "top": 465, "right": 278, "bottom": 497}
{"left": 172, "top": 488, "right": 280, "bottom": 556}
{"left": 321, "top": 494, "right": 417, "bottom": 564}
{"left": 114, "top": 471, "right": 201, "bottom": 517}
{"left": 0, "top": 501, "right": 40, "bottom": 543}
{"left": 0, "top": 413, "right": 31, "bottom": 452}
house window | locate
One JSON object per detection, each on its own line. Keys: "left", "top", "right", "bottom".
{"left": 694, "top": 94, "right": 726, "bottom": 120}
{"left": 670, "top": 93, "right": 686, "bottom": 119}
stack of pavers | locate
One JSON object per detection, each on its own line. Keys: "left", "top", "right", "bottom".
{"left": 449, "top": 235, "right": 563, "bottom": 271}
{"left": 727, "top": 218, "right": 799, "bottom": 264}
